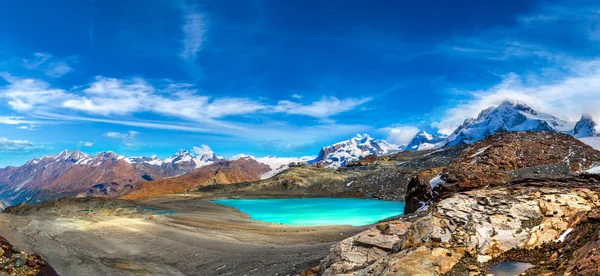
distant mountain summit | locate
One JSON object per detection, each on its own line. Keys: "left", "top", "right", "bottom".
{"left": 573, "top": 114, "right": 598, "bottom": 138}
{"left": 445, "top": 100, "right": 570, "bottom": 146}
{"left": 404, "top": 100, "right": 597, "bottom": 151}
{"left": 312, "top": 134, "right": 402, "bottom": 167}
{"left": 405, "top": 130, "right": 445, "bottom": 151}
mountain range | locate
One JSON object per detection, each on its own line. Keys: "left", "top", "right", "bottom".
{"left": 1, "top": 100, "right": 598, "bottom": 207}
{"left": 311, "top": 100, "right": 598, "bottom": 166}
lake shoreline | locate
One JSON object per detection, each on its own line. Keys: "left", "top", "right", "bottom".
{"left": 0, "top": 193, "right": 372, "bottom": 275}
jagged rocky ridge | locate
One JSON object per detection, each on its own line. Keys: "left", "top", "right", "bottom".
{"left": 307, "top": 131, "right": 600, "bottom": 276}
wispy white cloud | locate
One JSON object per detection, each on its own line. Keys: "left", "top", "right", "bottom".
{"left": 20, "top": 53, "right": 74, "bottom": 78}
{"left": 274, "top": 96, "right": 372, "bottom": 118}
{"left": 45, "top": 61, "right": 73, "bottom": 78}
{"left": 16, "top": 125, "right": 37, "bottom": 131}
{"left": 180, "top": 6, "right": 207, "bottom": 61}
{"left": 0, "top": 138, "right": 40, "bottom": 152}
{"left": 104, "top": 130, "right": 139, "bottom": 147}
{"left": 1, "top": 74, "right": 370, "bottom": 122}
{"left": 382, "top": 126, "right": 420, "bottom": 146}
{"left": 192, "top": 144, "right": 212, "bottom": 155}
{"left": 0, "top": 73, "right": 67, "bottom": 112}
{"left": 80, "top": 141, "right": 95, "bottom": 147}
{"left": 0, "top": 116, "right": 41, "bottom": 125}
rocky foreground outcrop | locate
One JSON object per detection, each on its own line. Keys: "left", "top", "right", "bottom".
{"left": 0, "top": 236, "right": 57, "bottom": 276}
{"left": 308, "top": 176, "right": 600, "bottom": 275}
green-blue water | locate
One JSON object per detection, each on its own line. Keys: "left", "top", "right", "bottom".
{"left": 212, "top": 198, "right": 405, "bottom": 226}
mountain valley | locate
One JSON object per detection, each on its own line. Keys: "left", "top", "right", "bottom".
{"left": 1, "top": 101, "right": 600, "bottom": 276}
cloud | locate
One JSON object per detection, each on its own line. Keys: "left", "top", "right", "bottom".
{"left": 180, "top": 6, "right": 207, "bottom": 61}
{"left": 16, "top": 125, "right": 37, "bottom": 131}
{"left": 433, "top": 60, "right": 600, "bottom": 135}
{"left": 429, "top": 3, "right": 600, "bottom": 135}
{"left": 0, "top": 73, "right": 67, "bottom": 112}
{"left": 0, "top": 138, "right": 40, "bottom": 152}
{"left": 192, "top": 144, "right": 213, "bottom": 155}
{"left": 104, "top": 130, "right": 139, "bottom": 147}
{"left": 274, "top": 96, "right": 372, "bottom": 118}
{"left": 78, "top": 141, "right": 95, "bottom": 147}
{"left": 383, "top": 126, "right": 420, "bottom": 146}
{"left": 0, "top": 116, "right": 39, "bottom": 125}
{"left": 21, "top": 53, "right": 74, "bottom": 78}
{"left": 45, "top": 61, "right": 73, "bottom": 78}
{"left": 1, "top": 74, "right": 370, "bottom": 122}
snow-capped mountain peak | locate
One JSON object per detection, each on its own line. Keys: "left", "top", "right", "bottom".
{"left": 313, "top": 133, "right": 402, "bottom": 167}
{"left": 573, "top": 114, "right": 598, "bottom": 138}
{"left": 405, "top": 130, "right": 445, "bottom": 151}
{"left": 445, "top": 100, "right": 569, "bottom": 146}
{"left": 192, "top": 145, "right": 218, "bottom": 163}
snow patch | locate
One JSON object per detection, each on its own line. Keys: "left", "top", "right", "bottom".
{"left": 469, "top": 146, "right": 490, "bottom": 158}
{"left": 429, "top": 174, "right": 444, "bottom": 189}
{"left": 586, "top": 166, "right": 600, "bottom": 174}
{"left": 236, "top": 155, "right": 314, "bottom": 179}
{"left": 556, "top": 228, "right": 573, "bottom": 243}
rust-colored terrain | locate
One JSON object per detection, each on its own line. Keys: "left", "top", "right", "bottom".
{"left": 120, "top": 158, "right": 270, "bottom": 200}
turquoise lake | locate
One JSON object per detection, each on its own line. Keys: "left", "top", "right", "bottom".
{"left": 212, "top": 198, "right": 405, "bottom": 226}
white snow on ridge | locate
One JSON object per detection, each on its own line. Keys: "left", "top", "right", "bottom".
{"left": 233, "top": 154, "right": 315, "bottom": 179}
{"left": 314, "top": 134, "right": 402, "bottom": 167}
{"left": 469, "top": 146, "right": 490, "bottom": 158}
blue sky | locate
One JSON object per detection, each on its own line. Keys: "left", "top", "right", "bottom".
{"left": 1, "top": 0, "right": 600, "bottom": 167}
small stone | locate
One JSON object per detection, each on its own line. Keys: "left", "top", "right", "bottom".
{"left": 27, "top": 259, "right": 37, "bottom": 267}
{"left": 14, "top": 257, "right": 26, "bottom": 268}
{"left": 467, "top": 265, "right": 479, "bottom": 271}
{"left": 11, "top": 247, "right": 20, "bottom": 253}
{"left": 431, "top": 235, "right": 442, "bottom": 242}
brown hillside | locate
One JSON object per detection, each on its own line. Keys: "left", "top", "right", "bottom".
{"left": 442, "top": 131, "right": 600, "bottom": 191}
{"left": 120, "top": 158, "right": 270, "bottom": 200}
